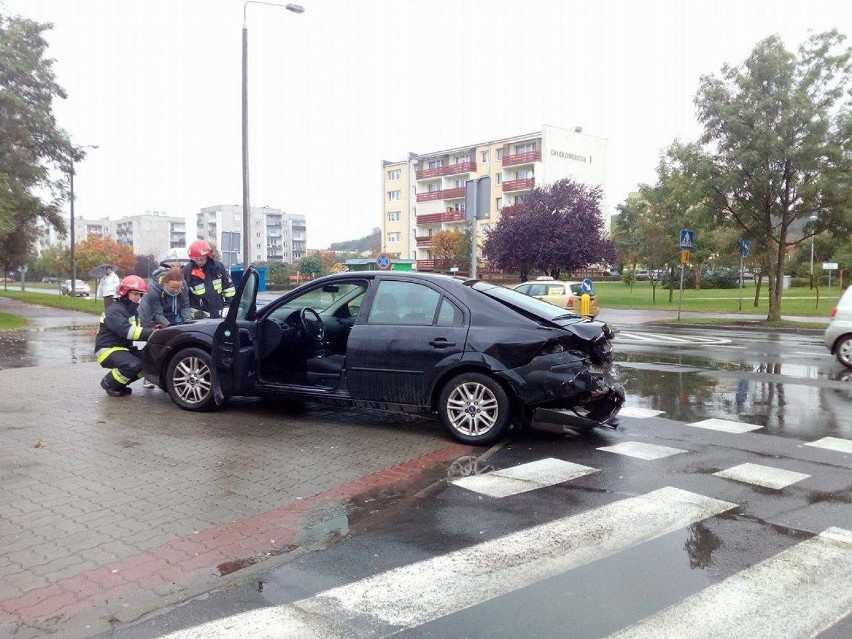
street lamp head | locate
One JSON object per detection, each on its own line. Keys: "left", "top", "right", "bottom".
{"left": 285, "top": 3, "right": 305, "bottom": 12}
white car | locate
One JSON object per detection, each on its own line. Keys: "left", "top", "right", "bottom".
{"left": 825, "top": 284, "right": 852, "bottom": 368}
{"left": 60, "top": 279, "right": 91, "bottom": 297}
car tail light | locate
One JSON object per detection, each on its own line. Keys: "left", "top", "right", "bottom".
{"left": 567, "top": 296, "right": 574, "bottom": 306}
{"left": 831, "top": 306, "right": 838, "bottom": 318}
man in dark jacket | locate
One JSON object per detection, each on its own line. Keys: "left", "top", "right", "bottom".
{"left": 183, "top": 239, "right": 236, "bottom": 319}
{"left": 94, "top": 275, "right": 156, "bottom": 397}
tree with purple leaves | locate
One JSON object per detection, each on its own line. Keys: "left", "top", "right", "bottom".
{"left": 484, "top": 178, "right": 614, "bottom": 281}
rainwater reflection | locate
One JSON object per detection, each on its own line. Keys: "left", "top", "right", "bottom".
{"left": 0, "top": 325, "right": 97, "bottom": 369}
{"left": 615, "top": 353, "right": 852, "bottom": 439}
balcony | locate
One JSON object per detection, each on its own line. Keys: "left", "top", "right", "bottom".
{"left": 415, "top": 235, "right": 433, "bottom": 248}
{"left": 502, "top": 150, "right": 541, "bottom": 167}
{"left": 416, "top": 187, "right": 466, "bottom": 203}
{"left": 415, "top": 161, "right": 476, "bottom": 180}
{"left": 502, "top": 177, "right": 535, "bottom": 192}
{"left": 416, "top": 258, "right": 470, "bottom": 273}
{"left": 416, "top": 211, "right": 465, "bottom": 225}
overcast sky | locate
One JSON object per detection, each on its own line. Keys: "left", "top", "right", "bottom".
{"left": 4, "top": 0, "right": 851, "bottom": 249}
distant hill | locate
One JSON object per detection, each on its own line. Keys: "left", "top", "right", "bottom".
{"left": 329, "top": 228, "right": 381, "bottom": 254}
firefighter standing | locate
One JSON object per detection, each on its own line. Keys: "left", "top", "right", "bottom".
{"left": 94, "top": 275, "right": 156, "bottom": 397}
{"left": 183, "top": 239, "right": 236, "bottom": 319}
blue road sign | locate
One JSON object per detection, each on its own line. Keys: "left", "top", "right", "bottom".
{"left": 680, "top": 229, "right": 695, "bottom": 250}
{"left": 739, "top": 239, "right": 751, "bottom": 258}
{"left": 582, "top": 278, "right": 594, "bottom": 293}
{"left": 376, "top": 254, "right": 391, "bottom": 270}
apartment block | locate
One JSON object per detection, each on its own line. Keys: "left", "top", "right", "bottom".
{"left": 34, "top": 216, "right": 113, "bottom": 255}
{"left": 381, "top": 124, "right": 608, "bottom": 271}
{"left": 115, "top": 211, "right": 187, "bottom": 257}
{"left": 196, "top": 205, "right": 306, "bottom": 266}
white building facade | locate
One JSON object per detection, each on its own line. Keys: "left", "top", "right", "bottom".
{"left": 381, "top": 125, "right": 609, "bottom": 271}
{"left": 195, "top": 205, "right": 306, "bottom": 266}
{"left": 114, "top": 211, "right": 187, "bottom": 258}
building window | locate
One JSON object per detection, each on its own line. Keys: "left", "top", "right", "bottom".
{"left": 481, "top": 150, "right": 489, "bottom": 163}
{"left": 387, "top": 232, "right": 400, "bottom": 243}
{"left": 496, "top": 174, "right": 502, "bottom": 185}
{"left": 388, "top": 190, "right": 401, "bottom": 201}
{"left": 387, "top": 169, "right": 400, "bottom": 181}
{"left": 428, "top": 183, "right": 440, "bottom": 192}
{"left": 456, "top": 155, "right": 470, "bottom": 164}
{"left": 515, "top": 142, "right": 536, "bottom": 153}
{"left": 428, "top": 159, "right": 443, "bottom": 169}
{"left": 387, "top": 211, "right": 400, "bottom": 222}
{"left": 496, "top": 197, "right": 502, "bottom": 210}
{"left": 496, "top": 148, "right": 504, "bottom": 161}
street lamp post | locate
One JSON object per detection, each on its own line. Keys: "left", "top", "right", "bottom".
{"left": 242, "top": 1, "right": 304, "bottom": 270}
{"left": 69, "top": 145, "right": 99, "bottom": 295}
{"left": 808, "top": 214, "right": 819, "bottom": 288}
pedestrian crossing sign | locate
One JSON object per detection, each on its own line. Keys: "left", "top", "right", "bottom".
{"left": 680, "top": 229, "right": 695, "bottom": 249}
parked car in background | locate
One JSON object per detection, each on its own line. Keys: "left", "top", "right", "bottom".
{"left": 825, "top": 284, "right": 852, "bottom": 368}
{"left": 141, "top": 269, "right": 623, "bottom": 445}
{"left": 512, "top": 277, "right": 599, "bottom": 316}
{"left": 42, "top": 276, "right": 58, "bottom": 283}
{"left": 60, "top": 279, "right": 91, "bottom": 296}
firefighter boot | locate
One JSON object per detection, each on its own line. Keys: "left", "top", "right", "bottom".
{"left": 101, "top": 374, "right": 132, "bottom": 397}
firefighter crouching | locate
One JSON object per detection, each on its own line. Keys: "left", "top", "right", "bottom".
{"left": 94, "top": 275, "right": 158, "bottom": 397}
{"left": 183, "top": 239, "right": 236, "bottom": 319}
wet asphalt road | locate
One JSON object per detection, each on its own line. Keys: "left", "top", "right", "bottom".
{"left": 94, "top": 319, "right": 851, "bottom": 638}
{"left": 2, "top": 297, "right": 850, "bottom": 638}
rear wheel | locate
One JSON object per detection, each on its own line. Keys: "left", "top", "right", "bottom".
{"left": 166, "top": 347, "right": 217, "bottom": 411}
{"left": 438, "top": 373, "right": 511, "bottom": 445}
{"left": 837, "top": 335, "right": 852, "bottom": 368}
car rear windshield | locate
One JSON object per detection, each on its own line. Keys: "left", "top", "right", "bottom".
{"left": 472, "top": 282, "right": 582, "bottom": 320}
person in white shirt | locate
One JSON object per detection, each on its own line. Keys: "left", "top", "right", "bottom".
{"left": 97, "top": 266, "right": 120, "bottom": 309}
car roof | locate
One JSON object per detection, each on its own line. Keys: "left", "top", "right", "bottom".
{"left": 518, "top": 280, "right": 583, "bottom": 286}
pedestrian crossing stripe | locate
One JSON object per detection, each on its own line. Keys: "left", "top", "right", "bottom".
{"left": 161, "top": 488, "right": 737, "bottom": 638}
{"left": 450, "top": 457, "right": 598, "bottom": 498}
{"left": 617, "top": 332, "right": 732, "bottom": 345}
{"left": 605, "top": 527, "right": 852, "bottom": 639}
{"left": 805, "top": 436, "right": 852, "bottom": 455}
{"left": 618, "top": 407, "right": 665, "bottom": 418}
{"left": 598, "top": 441, "right": 688, "bottom": 460}
{"left": 713, "top": 463, "right": 811, "bottom": 489}
{"left": 687, "top": 418, "right": 762, "bottom": 434}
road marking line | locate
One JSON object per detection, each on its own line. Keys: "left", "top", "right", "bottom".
{"left": 161, "top": 488, "right": 738, "bottom": 638}
{"left": 713, "top": 462, "right": 810, "bottom": 489}
{"left": 450, "top": 458, "right": 598, "bottom": 498}
{"left": 606, "top": 527, "right": 852, "bottom": 639}
{"left": 618, "top": 407, "right": 665, "bottom": 418}
{"left": 598, "top": 441, "right": 687, "bottom": 460}
{"left": 687, "top": 418, "right": 762, "bottom": 434}
{"left": 294, "top": 487, "right": 736, "bottom": 634}
{"left": 617, "top": 332, "right": 732, "bottom": 345}
{"left": 805, "top": 436, "right": 852, "bottom": 455}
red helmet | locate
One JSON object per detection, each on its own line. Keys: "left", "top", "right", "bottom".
{"left": 116, "top": 275, "right": 148, "bottom": 297}
{"left": 188, "top": 239, "right": 214, "bottom": 260}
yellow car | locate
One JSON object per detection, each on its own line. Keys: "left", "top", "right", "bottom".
{"left": 512, "top": 278, "right": 599, "bottom": 316}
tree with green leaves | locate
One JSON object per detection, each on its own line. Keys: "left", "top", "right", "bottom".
{"left": 0, "top": 13, "right": 76, "bottom": 277}
{"left": 297, "top": 254, "right": 324, "bottom": 277}
{"left": 676, "top": 31, "right": 852, "bottom": 321}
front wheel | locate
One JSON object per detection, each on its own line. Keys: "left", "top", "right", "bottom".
{"left": 165, "top": 347, "right": 217, "bottom": 411}
{"left": 836, "top": 335, "right": 852, "bottom": 368}
{"left": 438, "top": 373, "right": 511, "bottom": 445}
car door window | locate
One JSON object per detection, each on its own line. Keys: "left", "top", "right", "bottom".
{"left": 515, "top": 284, "right": 530, "bottom": 295}
{"left": 367, "top": 281, "right": 441, "bottom": 325}
{"left": 436, "top": 298, "right": 464, "bottom": 326}
{"left": 546, "top": 285, "right": 565, "bottom": 296}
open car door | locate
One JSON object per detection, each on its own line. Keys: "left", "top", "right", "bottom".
{"left": 212, "top": 267, "right": 259, "bottom": 401}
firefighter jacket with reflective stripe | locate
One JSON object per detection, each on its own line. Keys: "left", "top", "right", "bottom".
{"left": 94, "top": 297, "right": 153, "bottom": 356}
{"left": 182, "top": 258, "right": 236, "bottom": 318}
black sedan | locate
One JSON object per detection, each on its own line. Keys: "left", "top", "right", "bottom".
{"left": 141, "top": 268, "right": 624, "bottom": 445}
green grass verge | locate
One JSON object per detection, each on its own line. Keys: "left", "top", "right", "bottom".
{"left": 0, "top": 289, "right": 103, "bottom": 315}
{"left": 650, "top": 317, "right": 828, "bottom": 330}
{"left": 0, "top": 312, "right": 28, "bottom": 330}
{"left": 594, "top": 281, "right": 842, "bottom": 317}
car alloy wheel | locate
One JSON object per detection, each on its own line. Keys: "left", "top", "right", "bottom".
{"left": 166, "top": 347, "right": 216, "bottom": 411}
{"left": 837, "top": 335, "right": 852, "bottom": 368}
{"left": 438, "top": 372, "right": 511, "bottom": 445}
